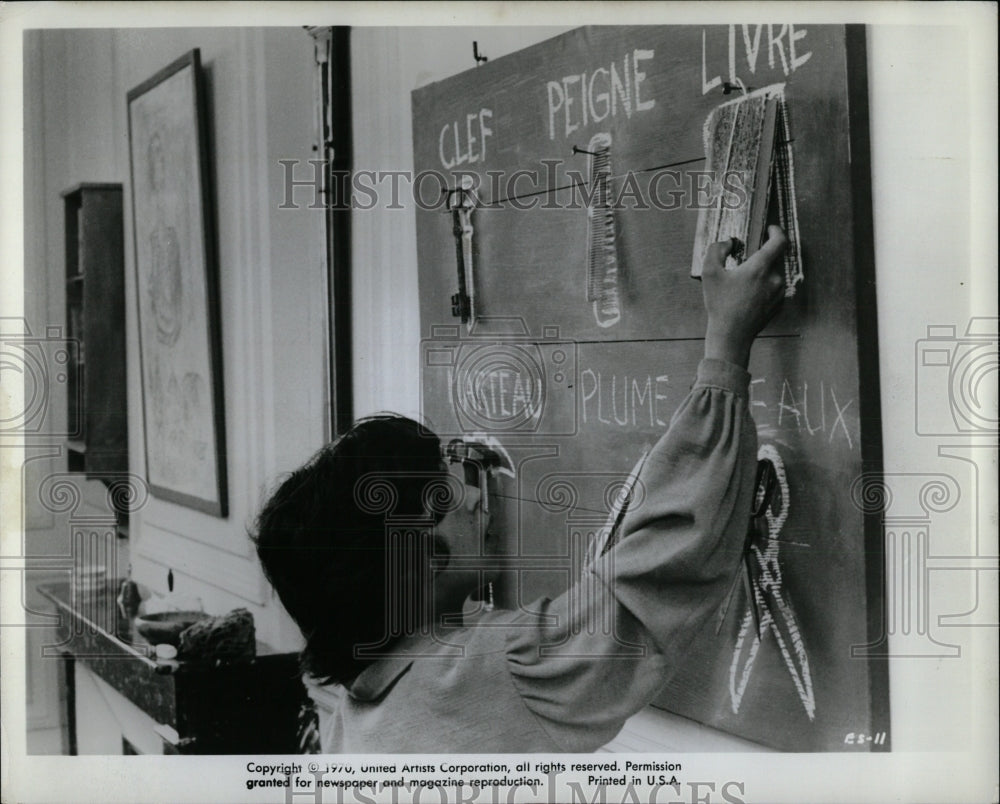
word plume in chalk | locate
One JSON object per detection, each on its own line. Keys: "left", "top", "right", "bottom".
{"left": 691, "top": 83, "right": 803, "bottom": 297}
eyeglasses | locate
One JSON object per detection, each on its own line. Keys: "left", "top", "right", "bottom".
{"left": 443, "top": 438, "right": 500, "bottom": 467}
{"left": 442, "top": 438, "right": 502, "bottom": 514}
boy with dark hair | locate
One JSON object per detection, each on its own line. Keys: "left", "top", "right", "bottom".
{"left": 254, "top": 229, "right": 788, "bottom": 752}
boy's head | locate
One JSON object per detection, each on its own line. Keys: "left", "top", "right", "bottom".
{"left": 252, "top": 414, "right": 490, "bottom": 684}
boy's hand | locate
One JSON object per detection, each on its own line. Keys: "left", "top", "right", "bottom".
{"left": 702, "top": 226, "right": 788, "bottom": 369}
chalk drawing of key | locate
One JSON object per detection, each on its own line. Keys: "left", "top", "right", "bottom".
{"left": 728, "top": 442, "right": 816, "bottom": 721}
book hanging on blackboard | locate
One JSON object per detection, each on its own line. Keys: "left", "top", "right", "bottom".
{"left": 691, "top": 83, "right": 804, "bottom": 296}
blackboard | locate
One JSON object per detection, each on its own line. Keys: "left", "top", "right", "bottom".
{"left": 413, "top": 25, "right": 886, "bottom": 752}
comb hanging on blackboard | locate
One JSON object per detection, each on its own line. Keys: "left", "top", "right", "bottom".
{"left": 584, "top": 133, "right": 621, "bottom": 328}
{"left": 691, "top": 84, "right": 803, "bottom": 295}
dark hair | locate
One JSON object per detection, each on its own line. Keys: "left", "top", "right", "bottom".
{"left": 252, "top": 414, "right": 450, "bottom": 685}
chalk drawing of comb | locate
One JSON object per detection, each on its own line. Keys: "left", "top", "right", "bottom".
{"left": 584, "top": 133, "right": 621, "bottom": 329}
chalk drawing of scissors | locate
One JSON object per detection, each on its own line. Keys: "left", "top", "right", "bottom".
{"left": 727, "top": 443, "right": 816, "bottom": 721}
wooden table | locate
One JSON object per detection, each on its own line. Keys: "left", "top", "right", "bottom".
{"left": 38, "top": 580, "right": 307, "bottom": 754}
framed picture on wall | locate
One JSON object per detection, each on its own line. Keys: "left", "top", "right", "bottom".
{"left": 127, "top": 48, "right": 228, "bottom": 517}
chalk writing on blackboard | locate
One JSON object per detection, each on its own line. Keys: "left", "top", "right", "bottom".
{"left": 438, "top": 108, "right": 494, "bottom": 169}
{"left": 580, "top": 369, "right": 671, "bottom": 428}
{"left": 762, "top": 378, "right": 856, "bottom": 449}
{"left": 576, "top": 369, "right": 858, "bottom": 446}
{"left": 433, "top": 327, "right": 577, "bottom": 435}
{"left": 701, "top": 25, "right": 813, "bottom": 95}
{"left": 729, "top": 442, "right": 816, "bottom": 721}
{"left": 546, "top": 50, "right": 656, "bottom": 141}
{"left": 456, "top": 359, "right": 540, "bottom": 428}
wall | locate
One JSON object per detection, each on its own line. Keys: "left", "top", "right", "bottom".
{"left": 866, "top": 24, "right": 996, "bottom": 761}
{"left": 23, "top": 27, "right": 329, "bottom": 749}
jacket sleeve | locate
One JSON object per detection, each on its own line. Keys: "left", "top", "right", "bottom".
{"left": 504, "top": 358, "right": 758, "bottom": 751}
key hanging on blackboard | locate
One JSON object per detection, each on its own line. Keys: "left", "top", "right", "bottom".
{"left": 447, "top": 179, "right": 477, "bottom": 331}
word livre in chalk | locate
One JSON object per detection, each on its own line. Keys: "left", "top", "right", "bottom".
{"left": 702, "top": 24, "right": 813, "bottom": 95}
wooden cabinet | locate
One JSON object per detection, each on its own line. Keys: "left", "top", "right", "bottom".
{"left": 62, "top": 184, "right": 129, "bottom": 501}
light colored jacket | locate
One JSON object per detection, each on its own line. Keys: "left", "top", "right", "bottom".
{"left": 320, "top": 359, "right": 756, "bottom": 753}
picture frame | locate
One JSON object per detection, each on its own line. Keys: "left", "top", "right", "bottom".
{"left": 127, "top": 49, "right": 228, "bottom": 517}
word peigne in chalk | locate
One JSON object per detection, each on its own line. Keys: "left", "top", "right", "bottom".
{"left": 547, "top": 49, "right": 656, "bottom": 141}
